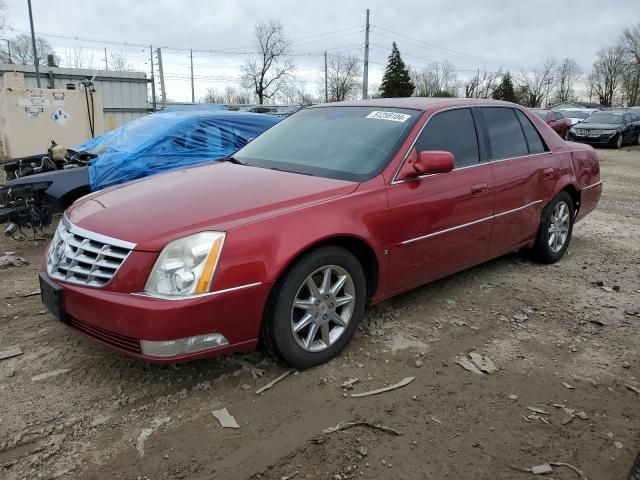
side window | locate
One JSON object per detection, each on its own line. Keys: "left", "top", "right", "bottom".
{"left": 554, "top": 112, "right": 564, "bottom": 120}
{"left": 414, "top": 108, "right": 480, "bottom": 168}
{"left": 481, "top": 107, "right": 529, "bottom": 160}
{"left": 515, "top": 110, "right": 547, "bottom": 155}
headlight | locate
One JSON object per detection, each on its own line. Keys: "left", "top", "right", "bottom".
{"left": 144, "top": 232, "right": 225, "bottom": 298}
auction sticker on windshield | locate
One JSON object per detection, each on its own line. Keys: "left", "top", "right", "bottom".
{"left": 366, "top": 111, "right": 411, "bottom": 122}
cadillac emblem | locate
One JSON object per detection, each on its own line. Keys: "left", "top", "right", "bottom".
{"left": 52, "top": 239, "right": 67, "bottom": 266}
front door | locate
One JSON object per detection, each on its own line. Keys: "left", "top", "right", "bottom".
{"left": 385, "top": 107, "right": 494, "bottom": 294}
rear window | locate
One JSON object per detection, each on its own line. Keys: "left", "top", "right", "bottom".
{"left": 481, "top": 108, "right": 529, "bottom": 160}
{"left": 515, "top": 110, "right": 547, "bottom": 155}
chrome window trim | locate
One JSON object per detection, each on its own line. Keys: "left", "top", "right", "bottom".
{"left": 581, "top": 180, "right": 602, "bottom": 191}
{"left": 132, "top": 282, "right": 263, "bottom": 301}
{"left": 390, "top": 105, "right": 552, "bottom": 185}
{"left": 399, "top": 199, "right": 543, "bottom": 246}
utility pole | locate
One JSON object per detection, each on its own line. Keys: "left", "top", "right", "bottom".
{"left": 362, "top": 8, "right": 370, "bottom": 100}
{"left": 149, "top": 45, "right": 157, "bottom": 112}
{"left": 104, "top": 47, "right": 108, "bottom": 71}
{"left": 190, "top": 49, "right": 195, "bottom": 103}
{"left": 27, "top": 0, "right": 41, "bottom": 87}
{"left": 156, "top": 47, "right": 167, "bottom": 108}
{"left": 4, "top": 39, "right": 11, "bottom": 64}
{"left": 324, "top": 51, "right": 328, "bottom": 103}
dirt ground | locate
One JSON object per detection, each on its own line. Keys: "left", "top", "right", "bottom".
{"left": 0, "top": 146, "right": 639, "bottom": 480}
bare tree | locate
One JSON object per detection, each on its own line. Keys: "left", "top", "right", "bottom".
{"left": 325, "top": 53, "right": 361, "bottom": 101}
{"left": 202, "top": 88, "right": 225, "bottom": 104}
{"left": 518, "top": 58, "right": 557, "bottom": 107}
{"left": 202, "top": 86, "right": 253, "bottom": 105}
{"left": 277, "top": 78, "right": 316, "bottom": 104}
{"left": 411, "top": 60, "right": 459, "bottom": 97}
{"left": 589, "top": 46, "right": 627, "bottom": 107}
{"left": 464, "top": 68, "right": 501, "bottom": 99}
{"left": 554, "top": 58, "right": 582, "bottom": 102}
{"left": 0, "top": 34, "right": 55, "bottom": 65}
{"left": 108, "top": 51, "right": 131, "bottom": 72}
{"left": 241, "top": 20, "right": 293, "bottom": 104}
{"left": 63, "top": 47, "right": 95, "bottom": 69}
{"left": 621, "top": 23, "right": 640, "bottom": 106}
{"left": 0, "top": 1, "right": 7, "bottom": 32}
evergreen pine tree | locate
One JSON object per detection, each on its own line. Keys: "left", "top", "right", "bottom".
{"left": 379, "top": 42, "right": 414, "bottom": 98}
{"left": 492, "top": 72, "right": 518, "bottom": 103}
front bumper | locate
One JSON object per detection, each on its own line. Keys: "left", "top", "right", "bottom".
{"left": 45, "top": 272, "right": 273, "bottom": 362}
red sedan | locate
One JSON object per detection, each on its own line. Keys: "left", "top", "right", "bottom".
{"left": 532, "top": 109, "right": 572, "bottom": 139}
{"left": 40, "top": 98, "right": 602, "bottom": 368}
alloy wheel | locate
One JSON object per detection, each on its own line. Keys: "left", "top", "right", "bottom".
{"left": 548, "top": 201, "right": 570, "bottom": 253}
{"left": 290, "top": 265, "right": 356, "bottom": 353}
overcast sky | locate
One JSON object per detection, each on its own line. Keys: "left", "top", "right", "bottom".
{"left": 3, "top": 0, "right": 637, "bottom": 102}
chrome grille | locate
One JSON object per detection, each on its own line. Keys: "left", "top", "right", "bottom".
{"left": 587, "top": 129, "right": 604, "bottom": 137}
{"left": 46, "top": 217, "right": 136, "bottom": 287}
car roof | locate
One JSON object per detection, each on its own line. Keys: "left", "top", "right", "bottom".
{"left": 311, "top": 97, "right": 519, "bottom": 111}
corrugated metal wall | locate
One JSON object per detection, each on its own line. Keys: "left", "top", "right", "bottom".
{"left": 0, "top": 64, "right": 152, "bottom": 130}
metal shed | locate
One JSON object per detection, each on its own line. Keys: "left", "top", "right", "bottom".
{"left": 0, "top": 63, "right": 152, "bottom": 130}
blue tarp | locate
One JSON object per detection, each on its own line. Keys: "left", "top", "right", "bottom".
{"left": 77, "top": 109, "right": 280, "bottom": 191}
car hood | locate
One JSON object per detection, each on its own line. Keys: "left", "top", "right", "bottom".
{"left": 576, "top": 123, "right": 622, "bottom": 130}
{"left": 67, "top": 162, "right": 358, "bottom": 251}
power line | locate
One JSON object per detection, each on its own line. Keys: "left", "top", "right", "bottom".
{"left": 371, "top": 24, "right": 526, "bottom": 71}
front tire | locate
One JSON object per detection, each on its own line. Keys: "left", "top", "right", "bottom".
{"left": 262, "top": 246, "right": 366, "bottom": 368}
{"left": 532, "top": 192, "right": 574, "bottom": 264}
{"left": 615, "top": 133, "right": 623, "bottom": 149}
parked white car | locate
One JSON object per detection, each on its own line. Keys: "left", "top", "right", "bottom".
{"left": 557, "top": 108, "right": 599, "bottom": 126}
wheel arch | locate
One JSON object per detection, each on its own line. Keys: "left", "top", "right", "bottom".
{"left": 559, "top": 183, "right": 581, "bottom": 215}
{"left": 269, "top": 234, "right": 381, "bottom": 303}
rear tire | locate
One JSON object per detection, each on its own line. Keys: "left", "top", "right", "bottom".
{"left": 532, "top": 192, "right": 574, "bottom": 264}
{"left": 261, "top": 246, "right": 366, "bottom": 369}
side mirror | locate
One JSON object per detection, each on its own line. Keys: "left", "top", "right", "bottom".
{"left": 397, "top": 149, "right": 454, "bottom": 180}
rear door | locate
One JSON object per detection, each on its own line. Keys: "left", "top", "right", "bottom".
{"left": 385, "top": 107, "right": 494, "bottom": 293}
{"left": 480, "top": 107, "right": 560, "bottom": 257}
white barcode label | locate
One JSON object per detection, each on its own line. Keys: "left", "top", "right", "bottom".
{"left": 366, "top": 111, "right": 411, "bottom": 122}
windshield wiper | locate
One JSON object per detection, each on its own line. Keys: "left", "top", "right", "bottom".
{"left": 269, "top": 167, "right": 314, "bottom": 176}
{"left": 223, "top": 156, "right": 246, "bottom": 165}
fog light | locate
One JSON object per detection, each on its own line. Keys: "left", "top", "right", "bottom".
{"left": 140, "top": 333, "right": 229, "bottom": 358}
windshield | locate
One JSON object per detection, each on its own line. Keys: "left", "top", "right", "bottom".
{"left": 583, "top": 112, "right": 624, "bottom": 124}
{"left": 534, "top": 111, "right": 548, "bottom": 120}
{"left": 560, "top": 110, "right": 590, "bottom": 119}
{"left": 233, "top": 106, "right": 420, "bottom": 181}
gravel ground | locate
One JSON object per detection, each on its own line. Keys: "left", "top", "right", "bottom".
{"left": 0, "top": 146, "right": 639, "bottom": 480}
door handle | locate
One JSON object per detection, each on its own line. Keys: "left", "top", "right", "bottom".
{"left": 543, "top": 168, "right": 555, "bottom": 179}
{"left": 470, "top": 183, "right": 489, "bottom": 196}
